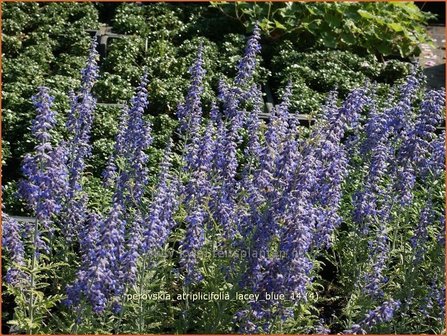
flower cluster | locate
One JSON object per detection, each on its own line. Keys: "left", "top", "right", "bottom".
{"left": 67, "top": 73, "right": 153, "bottom": 312}
{"left": 2, "top": 214, "right": 27, "bottom": 285}
{"left": 63, "top": 38, "right": 99, "bottom": 239}
{"left": 4, "top": 26, "right": 444, "bottom": 334}
{"left": 345, "top": 299, "right": 401, "bottom": 334}
{"left": 19, "top": 86, "right": 69, "bottom": 253}
{"left": 143, "top": 140, "right": 179, "bottom": 254}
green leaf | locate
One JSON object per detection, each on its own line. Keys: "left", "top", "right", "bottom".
{"left": 321, "top": 32, "right": 337, "bottom": 49}
{"left": 357, "top": 9, "right": 375, "bottom": 19}
{"left": 326, "top": 13, "right": 341, "bottom": 28}
{"left": 341, "top": 32, "right": 356, "bottom": 45}
{"left": 273, "top": 19, "right": 286, "bottom": 30}
{"left": 387, "top": 22, "right": 403, "bottom": 32}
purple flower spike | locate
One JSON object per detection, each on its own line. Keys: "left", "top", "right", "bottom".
{"left": 19, "top": 87, "right": 69, "bottom": 249}
{"left": 177, "top": 45, "right": 206, "bottom": 136}
{"left": 394, "top": 89, "right": 445, "bottom": 204}
{"left": 67, "top": 72, "right": 152, "bottom": 313}
{"left": 103, "top": 105, "right": 129, "bottom": 186}
{"left": 143, "top": 140, "right": 179, "bottom": 254}
{"left": 64, "top": 38, "right": 99, "bottom": 238}
{"left": 345, "top": 299, "right": 400, "bottom": 333}
{"left": 2, "top": 214, "right": 27, "bottom": 285}
{"left": 180, "top": 206, "right": 206, "bottom": 285}
{"left": 121, "top": 72, "right": 152, "bottom": 203}
{"left": 181, "top": 121, "right": 216, "bottom": 284}
{"left": 362, "top": 220, "right": 390, "bottom": 299}
{"left": 235, "top": 24, "right": 262, "bottom": 86}
{"left": 410, "top": 201, "right": 436, "bottom": 263}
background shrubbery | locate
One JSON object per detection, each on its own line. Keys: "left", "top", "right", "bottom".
{"left": 212, "top": 2, "right": 434, "bottom": 56}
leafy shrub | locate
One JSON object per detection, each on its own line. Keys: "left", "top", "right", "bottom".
{"left": 213, "top": 2, "right": 435, "bottom": 57}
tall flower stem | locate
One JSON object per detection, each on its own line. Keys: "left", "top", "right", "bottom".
{"left": 27, "top": 218, "right": 39, "bottom": 334}
{"left": 113, "top": 292, "right": 125, "bottom": 333}
{"left": 138, "top": 257, "right": 147, "bottom": 333}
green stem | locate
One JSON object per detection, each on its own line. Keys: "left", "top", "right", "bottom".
{"left": 138, "top": 257, "right": 147, "bottom": 333}
{"left": 73, "top": 306, "right": 82, "bottom": 334}
{"left": 267, "top": 2, "right": 272, "bottom": 22}
{"left": 27, "top": 218, "right": 39, "bottom": 334}
{"left": 115, "top": 291, "right": 127, "bottom": 333}
{"left": 183, "top": 284, "right": 190, "bottom": 333}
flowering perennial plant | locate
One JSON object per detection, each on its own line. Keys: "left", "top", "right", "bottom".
{"left": 2, "top": 214, "right": 26, "bottom": 285}
{"left": 63, "top": 38, "right": 99, "bottom": 239}
{"left": 2, "top": 28, "right": 445, "bottom": 334}
{"left": 19, "top": 86, "right": 69, "bottom": 253}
